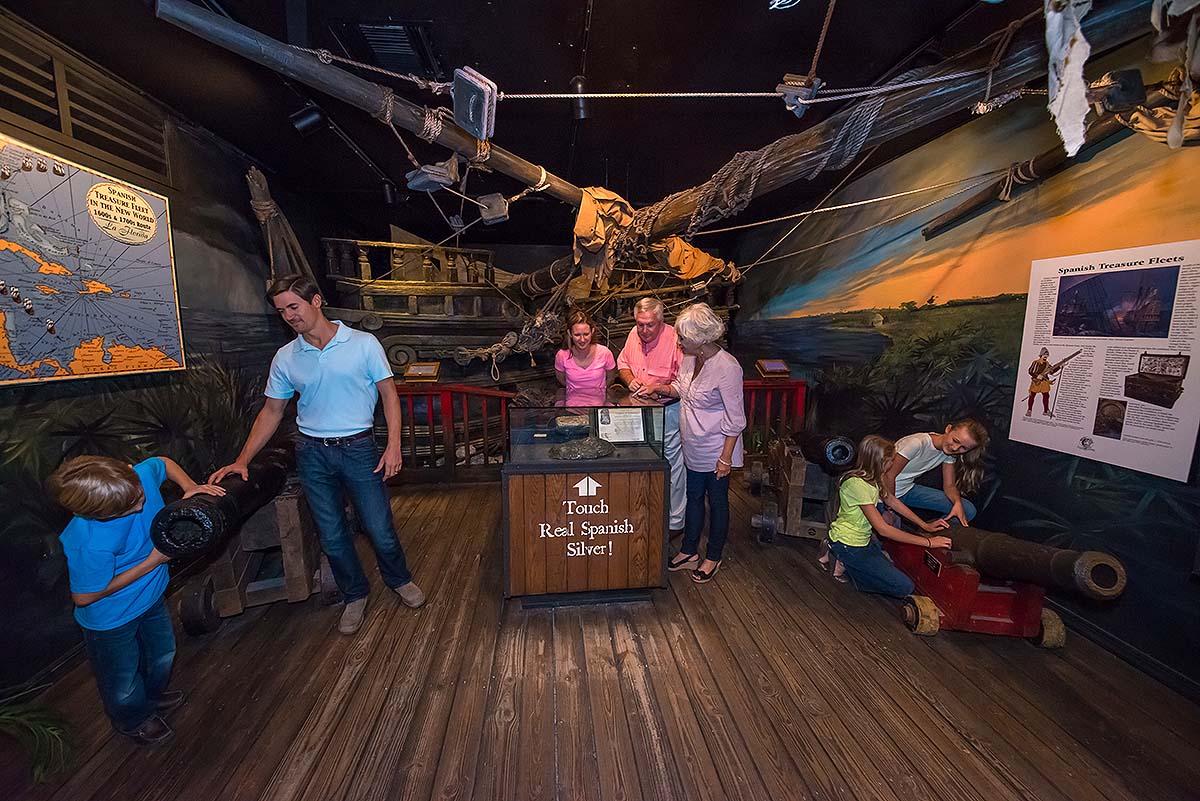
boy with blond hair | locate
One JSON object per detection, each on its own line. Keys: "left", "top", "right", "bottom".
{"left": 47, "top": 455, "right": 223, "bottom": 745}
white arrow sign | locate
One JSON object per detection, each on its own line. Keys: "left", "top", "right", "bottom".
{"left": 573, "top": 476, "right": 602, "bottom": 497}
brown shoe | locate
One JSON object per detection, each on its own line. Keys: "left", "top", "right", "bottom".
{"left": 338, "top": 597, "right": 368, "bottom": 634}
{"left": 154, "top": 690, "right": 186, "bottom": 715}
{"left": 119, "top": 714, "right": 173, "bottom": 746}
{"left": 394, "top": 581, "right": 426, "bottom": 608}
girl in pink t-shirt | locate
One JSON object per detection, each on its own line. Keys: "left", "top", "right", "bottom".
{"left": 555, "top": 309, "right": 616, "bottom": 394}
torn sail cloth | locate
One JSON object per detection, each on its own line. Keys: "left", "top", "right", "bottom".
{"left": 648, "top": 236, "right": 740, "bottom": 282}
{"left": 1117, "top": 67, "right": 1200, "bottom": 146}
{"left": 573, "top": 187, "right": 635, "bottom": 290}
{"left": 1045, "top": 0, "right": 1094, "bottom": 157}
{"left": 572, "top": 187, "right": 739, "bottom": 288}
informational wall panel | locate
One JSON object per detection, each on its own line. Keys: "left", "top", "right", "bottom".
{"left": 1009, "top": 240, "right": 1200, "bottom": 481}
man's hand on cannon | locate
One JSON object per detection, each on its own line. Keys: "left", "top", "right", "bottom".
{"left": 208, "top": 462, "right": 249, "bottom": 484}
{"left": 375, "top": 443, "right": 403, "bottom": 480}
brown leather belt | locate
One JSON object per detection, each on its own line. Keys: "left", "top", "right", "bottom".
{"left": 298, "top": 429, "right": 373, "bottom": 447}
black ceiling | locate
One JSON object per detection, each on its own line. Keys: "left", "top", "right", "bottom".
{"left": 4, "top": 0, "right": 1041, "bottom": 249}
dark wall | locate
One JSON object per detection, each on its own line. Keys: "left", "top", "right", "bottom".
{"left": 729, "top": 48, "right": 1200, "bottom": 700}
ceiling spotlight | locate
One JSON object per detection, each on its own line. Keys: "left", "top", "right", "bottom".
{"left": 289, "top": 103, "right": 328, "bottom": 137}
{"left": 570, "top": 75, "right": 589, "bottom": 120}
{"left": 381, "top": 179, "right": 398, "bottom": 206}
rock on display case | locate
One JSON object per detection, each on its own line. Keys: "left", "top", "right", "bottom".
{"left": 502, "top": 389, "right": 669, "bottom": 600}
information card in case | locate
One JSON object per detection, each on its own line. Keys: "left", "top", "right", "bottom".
{"left": 1124, "top": 352, "right": 1188, "bottom": 409}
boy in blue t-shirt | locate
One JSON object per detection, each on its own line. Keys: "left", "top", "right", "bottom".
{"left": 47, "top": 455, "right": 224, "bottom": 745}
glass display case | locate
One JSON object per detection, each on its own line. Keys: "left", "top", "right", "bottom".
{"left": 506, "top": 388, "right": 669, "bottom": 470}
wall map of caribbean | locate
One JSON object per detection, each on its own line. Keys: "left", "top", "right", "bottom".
{"left": 0, "top": 134, "right": 183, "bottom": 386}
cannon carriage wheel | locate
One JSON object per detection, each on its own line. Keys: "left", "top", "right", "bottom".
{"left": 1032, "top": 608, "right": 1066, "bottom": 649}
{"left": 902, "top": 595, "right": 940, "bottom": 636}
{"left": 179, "top": 576, "right": 222, "bottom": 636}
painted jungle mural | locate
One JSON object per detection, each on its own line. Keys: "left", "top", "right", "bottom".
{"left": 733, "top": 49, "right": 1200, "bottom": 696}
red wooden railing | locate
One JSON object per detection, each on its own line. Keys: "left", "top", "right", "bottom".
{"left": 389, "top": 383, "right": 515, "bottom": 483}
{"left": 743, "top": 378, "right": 806, "bottom": 455}
{"left": 387, "top": 378, "right": 803, "bottom": 483}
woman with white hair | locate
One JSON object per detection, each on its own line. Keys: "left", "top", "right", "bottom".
{"left": 658, "top": 302, "right": 745, "bottom": 583}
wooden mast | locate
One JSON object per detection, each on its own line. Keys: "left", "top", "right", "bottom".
{"left": 154, "top": 0, "right": 584, "bottom": 207}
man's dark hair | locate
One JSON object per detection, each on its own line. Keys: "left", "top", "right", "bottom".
{"left": 266, "top": 274, "right": 321, "bottom": 303}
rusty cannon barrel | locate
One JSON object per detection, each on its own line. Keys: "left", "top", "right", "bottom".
{"left": 150, "top": 448, "right": 292, "bottom": 558}
{"left": 946, "top": 524, "right": 1126, "bottom": 601}
{"left": 794, "top": 431, "right": 857, "bottom": 473}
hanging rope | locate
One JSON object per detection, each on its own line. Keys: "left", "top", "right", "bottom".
{"left": 688, "top": 149, "right": 771, "bottom": 237}
{"left": 470, "top": 138, "right": 492, "bottom": 166}
{"left": 997, "top": 159, "right": 1040, "bottom": 201}
{"left": 808, "top": 0, "right": 838, "bottom": 80}
{"left": 507, "top": 166, "right": 552, "bottom": 203}
{"left": 418, "top": 107, "right": 448, "bottom": 142}
{"left": 982, "top": 18, "right": 1023, "bottom": 102}
{"left": 292, "top": 46, "right": 452, "bottom": 94}
{"left": 497, "top": 71, "right": 985, "bottom": 103}
{"left": 732, "top": 147, "right": 876, "bottom": 278}
{"left": 744, "top": 175, "right": 1000, "bottom": 270}
{"left": 693, "top": 167, "right": 1009, "bottom": 235}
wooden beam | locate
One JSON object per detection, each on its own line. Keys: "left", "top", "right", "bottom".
{"left": 154, "top": 0, "right": 583, "bottom": 206}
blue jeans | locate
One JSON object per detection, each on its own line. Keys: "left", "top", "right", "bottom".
{"left": 81, "top": 597, "right": 175, "bottom": 732}
{"left": 296, "top": 435, "right": 412, "bottom": 602}
{"left": 898, "top": 484, "right": 977, "bottom": 522}
{"left": 829, "top": 539, "right": 915, "bottom": 599}
{"left": 681, "top": 468, "right": 730, "bottom": 562}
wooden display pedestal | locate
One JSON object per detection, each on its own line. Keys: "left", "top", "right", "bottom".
{"left": 180, "top": 486, "right": 335, "bottom": 635}
{"left": 503, "top": 460, "right": 668, "bottom": 599}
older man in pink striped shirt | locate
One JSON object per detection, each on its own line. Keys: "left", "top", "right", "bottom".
{"left": 617, "top": 297, "right": 686, "bottom": 536}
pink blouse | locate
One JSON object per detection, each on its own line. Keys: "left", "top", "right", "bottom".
{"left": 555, "top": 345, "right": 616, "bottom": 394}
{"left": 674, "top": 349, "right": 746, "bottom": 471}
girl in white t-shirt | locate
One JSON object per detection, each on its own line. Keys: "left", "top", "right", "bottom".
{"left": 881, "top": 418, "right": 989, "bottom": 526}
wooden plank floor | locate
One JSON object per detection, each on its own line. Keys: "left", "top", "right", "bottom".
{"left": 9, "top": 481, "right": 1200, "bottom": 801}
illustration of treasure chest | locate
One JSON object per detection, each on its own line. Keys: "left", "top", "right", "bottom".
{"left": 1124, "top": 352, "right": 1188, "bottom": 409}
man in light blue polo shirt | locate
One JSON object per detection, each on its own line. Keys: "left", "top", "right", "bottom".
{"left": 211, "top": 275, "right": 424, "bottom": 635}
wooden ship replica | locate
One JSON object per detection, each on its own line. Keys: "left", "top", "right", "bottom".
{"left": 318, "top": 236, "right": 739, "bottom": 386}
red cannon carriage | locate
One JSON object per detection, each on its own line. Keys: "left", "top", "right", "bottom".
{"left": 884, "top": 524, "right": 1127, "bottom": 648}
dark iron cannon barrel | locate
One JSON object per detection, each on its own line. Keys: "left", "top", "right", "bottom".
{"left": 946, "top": 524, "right": 1127, "bottom": 602}
{"left": 151, "top": 448, "right": 292, "bottom": 558}
{"left": 794, "top": 432, "right": 857, "bottom": 473}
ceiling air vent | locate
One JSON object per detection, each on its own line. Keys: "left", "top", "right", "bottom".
{"left": 329, "top": 20, "right": 443, "bottom": 81}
